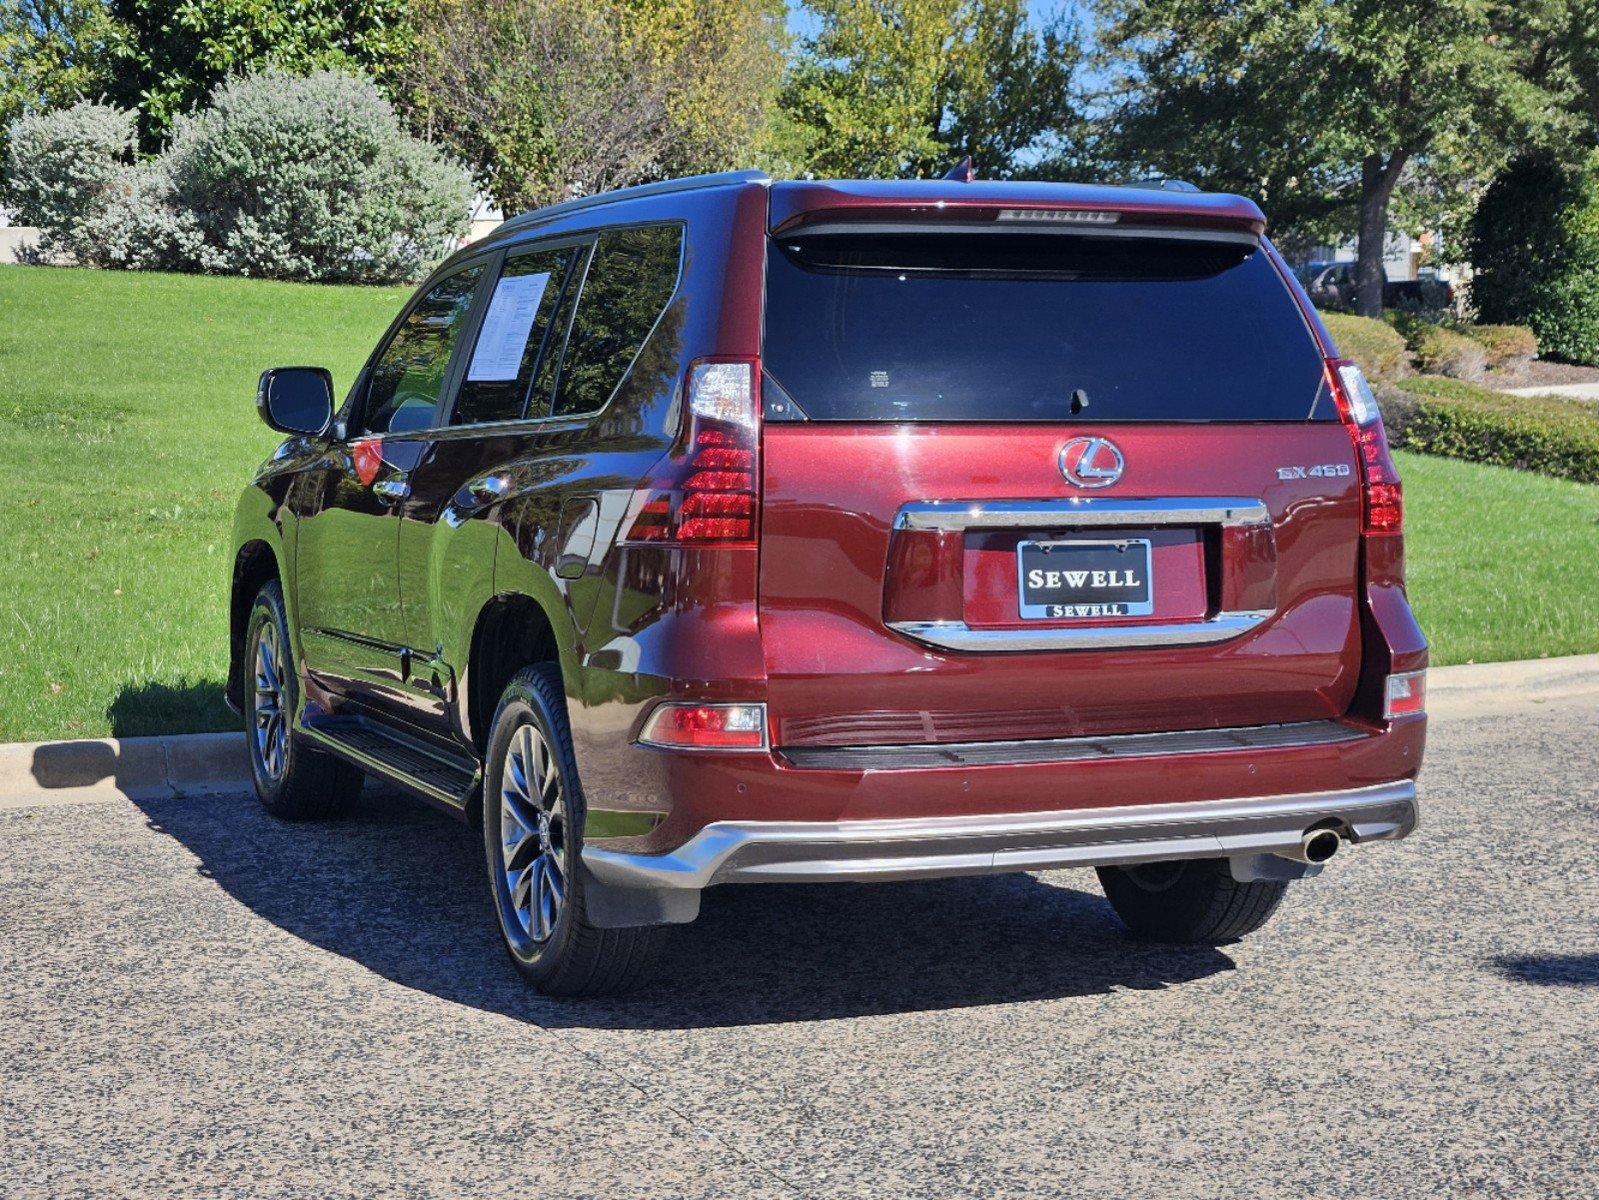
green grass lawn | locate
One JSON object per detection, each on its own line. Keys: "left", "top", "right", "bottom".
{"left": 0, "top": 265, "right": 407, "bottom": 741}
{"left": 1, "top": 264, "right": 1596, "bottom": 742}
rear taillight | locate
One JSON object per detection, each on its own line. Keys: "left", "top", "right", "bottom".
{"left": 637, "top": 702, "right": 768, "bottom": 750}
{"left": 1384, "top": 670, "right": 1426, "bottom": 719}
{"left": 626, "top": 359, "right": 759, "bottom": 545}
{"left": 1326, "top": 358, "right": 1403, "bottom": 535}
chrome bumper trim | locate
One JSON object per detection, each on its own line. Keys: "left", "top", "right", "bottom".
{"left": 893, "top": 497, "right": 1270, "bottom": 531}
{"left": 887, "top": 610, "right": 1272, "bottom": 653}
{"left": 582, "top": 780, "right": 1419, "bottom": 890}
{"left": 779, "top": 719, "right": 1364, "bottom": 771}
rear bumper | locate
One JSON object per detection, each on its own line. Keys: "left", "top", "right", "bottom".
{"left": 582, "top": 778, "right": 1418, "bottom": 891}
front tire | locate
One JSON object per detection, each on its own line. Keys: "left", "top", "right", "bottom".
{"left": 1097, "top": 858, "right": 1288, "bottom": 943}
{"left": 483, "top": 665, "right": 661, "bottom": 996}
{"left": 244, "top": 579, "right": 362, "bottom": 820}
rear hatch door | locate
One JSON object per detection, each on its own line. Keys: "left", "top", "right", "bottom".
{"left": 758, "top": 205, "right": 1361, "bottom": 749}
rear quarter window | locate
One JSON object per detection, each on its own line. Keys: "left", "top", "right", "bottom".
{"left": 762, "top": 232, "right": 1332, "bottom": 422}
{"left": 550, "top": 224, "right": 683, "bottom": 418}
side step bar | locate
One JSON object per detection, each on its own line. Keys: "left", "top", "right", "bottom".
{"left": 299, "top": 716, "right": 478, "bottom": 810}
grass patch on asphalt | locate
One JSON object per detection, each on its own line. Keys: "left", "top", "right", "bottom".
{"left": 0, "top": 265, "right": 406, "bottom": 741}
{"left": 0, "top": 265, "right": 1595, "bottom": 740}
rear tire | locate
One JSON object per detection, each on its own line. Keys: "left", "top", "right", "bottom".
{"left": 483, "top": 665, "right": 662, "bottom": 996}
{"left": 244, "top": 579, "right": 362, "bottom": 820}
{"left": 1097, "top": 858, "right": 1287, "bottom": 943}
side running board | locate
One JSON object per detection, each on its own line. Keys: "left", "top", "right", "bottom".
{"left": 299, "top": 715, "right": 479, "bottom": 810}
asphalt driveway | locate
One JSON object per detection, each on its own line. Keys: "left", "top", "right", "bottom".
{"left": 2, "top": 686, "right": 1595, "bottom": 1199}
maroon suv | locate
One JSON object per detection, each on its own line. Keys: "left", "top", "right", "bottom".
{"left": 230, "top": 172, "right": 1426, "bottom": 995}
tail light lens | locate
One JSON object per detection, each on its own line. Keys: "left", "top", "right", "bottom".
{"left": 637, "top": 702, "right": 768, "bottom": 750}
{"left": 1384, "top": 670, "right": 1426, "bottom": 719}
{"left": 625, "top": 359, "right": 759, "bottom": 545}
{"left": 1326, "top": 359, "right": 1403, "bottom": 535}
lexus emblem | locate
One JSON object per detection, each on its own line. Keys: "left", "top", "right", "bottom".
{"left": 1059, "top": 436, "right": 1125, "bottom": 489}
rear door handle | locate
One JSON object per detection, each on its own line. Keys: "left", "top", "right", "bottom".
{"left": 372, "top": 478, "right": 411, "bottom": 503}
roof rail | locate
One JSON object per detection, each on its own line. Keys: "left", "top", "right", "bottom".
{"left": 492, "top": 170, "right": 772, "bottom": 239}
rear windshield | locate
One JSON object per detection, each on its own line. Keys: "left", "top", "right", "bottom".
{"left": 762, "top": 231, "right": 1332, "bottom": 422}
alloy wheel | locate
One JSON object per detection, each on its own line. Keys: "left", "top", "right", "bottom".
{"left": 252, "top": 621, "right": 288, "bottom": 780}
{"left": 499, "top": 723, "right": 568, "bottom": 943}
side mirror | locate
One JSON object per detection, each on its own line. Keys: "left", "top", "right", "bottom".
{"left": 257, "top": 367, "right": 334, "bottom": 437}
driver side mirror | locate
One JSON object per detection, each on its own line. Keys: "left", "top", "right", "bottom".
{"left": 257, "top": 367, "right": 334, "bottom": 437}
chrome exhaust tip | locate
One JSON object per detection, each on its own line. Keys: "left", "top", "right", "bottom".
{"left": 1299, "top": 827, "right": 1342, "bottom": 865}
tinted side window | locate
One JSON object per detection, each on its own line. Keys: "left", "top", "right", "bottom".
{"left": 550, "top": 225, "right": 682, "bottom": 418}
{"left": 452, "top": 246, "right": 577, "bottom": 426}
{"left": 364, "top": 266, "right": 484, "bottom": 435}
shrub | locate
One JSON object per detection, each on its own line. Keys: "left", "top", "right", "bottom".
{"left": 1469, "top": 150, "right": 1599, "bottom": 365}
{"left": 1390, "top": 377, "right": 1599, "bottom": 484}
{"left": 1321, "top": 312, "right": 1409, "bottom": 380}
{"left": 1389, "top": 312, "right": 1488, "bottom": 381}
{"left": 1459, "top": 323, "right": 1538, "bottom": 367}
{"left": 2, "top": 101, "right": 134, "bottom": 264}
{"left": 165, "top": 70, "right": 470, "bottom": 284}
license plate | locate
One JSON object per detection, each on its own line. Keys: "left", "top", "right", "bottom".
{"left": 1017, "top": 538, "right": 1154, "bottom": 619}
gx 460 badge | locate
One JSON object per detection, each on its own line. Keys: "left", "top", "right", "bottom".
{"left": 1277, "top": 463, "right": 1353, "bottom": 480}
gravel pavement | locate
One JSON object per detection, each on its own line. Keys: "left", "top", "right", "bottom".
{"left": 2, "top": 691, "right": 1595, "bottom": 1199}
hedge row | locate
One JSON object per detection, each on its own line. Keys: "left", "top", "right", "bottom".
{"left": 1320, "top": 312, "right": 1409, "bottom": 379}
{"left": 1320, "top": 312, "right": 1539, "bottom": 383}
{"left": 1384, "top": 377, "right": 1599, "bottom": 485}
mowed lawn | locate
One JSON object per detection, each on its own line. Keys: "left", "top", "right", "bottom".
{"left": 1, "top": 264, "right": 1596, "bottom": 741}
{"left": 0, "top": 266, "right": 407, "bottom": 741}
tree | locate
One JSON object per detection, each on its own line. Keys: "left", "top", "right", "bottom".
{"left": 0, "top": 1, "right": 125, "bottom": 159}
{"left": 403, "top": 0, "right": 785, "bottom": 214}
{"left": 780, "top": 0, "right": 1080, "bottom": 180}
{"left": 1095, "top": 0, "right": 1546, "bottom": 316}
{"left": 108, "top": 0, "right": 413, "bottom": 147}
{"left": 1470, "top": 150, "right": 1599, "bottom": 363}
{"left": 1492, "top": 0, "right": 1599, "bottom": 145}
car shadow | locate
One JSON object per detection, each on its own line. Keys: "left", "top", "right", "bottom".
{"left": 133, "top": 787, "right": 1237, "bottom": 1029}
{"left": 107, "top": 679, "right": 236, "bottom": 737}
{"left": 1491, "top": 953, "right": 1599, "bottom": 988}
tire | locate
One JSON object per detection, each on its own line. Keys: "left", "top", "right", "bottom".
{"left": 482, "top": 665, "right": 662, "bottom": 996}
{"left": 1096, "top": 858, "right": 1288, "bottom": 944}
{"left": 244, "top": 579, "right": 362, "bottom": 820}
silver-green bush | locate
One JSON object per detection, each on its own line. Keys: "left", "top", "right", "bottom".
{"left": 164, "top": 70, "right": 470, "bottom": 283}
{"left": 2, "top": 101, "right": 136, "bottom": 264}
{"left": 4, "top": 71, "right": 471, "bottom": 284}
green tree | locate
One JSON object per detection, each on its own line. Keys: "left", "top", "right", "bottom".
{"left": 1492, "top": 0, "right": 1599, "bottom": 145}
{"left": 402, "top": 0, "right": 784, "bottom": 214}
{"left": 1470, "top": 150, "right": 1599, "bottom": 363}
{"left": 781, "top": 0, "right": 1080, "bottom": 179}
{"left": 108, "top": 0, "right": 413, "bottom": 147}
{"left": 0, "top": 1, "right": 125, "bottom": 158}
{"left": 1095, "top": 0, "right": 1546, "bottom": 316}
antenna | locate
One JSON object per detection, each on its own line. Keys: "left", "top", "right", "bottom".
{"left": 942, "top": 156, "right": 976, "bottom": 183}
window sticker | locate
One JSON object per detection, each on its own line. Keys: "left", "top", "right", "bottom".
{"left": 467, "top": 272, "right": 551, "bottom": 382}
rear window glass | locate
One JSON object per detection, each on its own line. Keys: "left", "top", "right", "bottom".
{"left": 762, "top": 232, "right": 1331, "bottom": 422}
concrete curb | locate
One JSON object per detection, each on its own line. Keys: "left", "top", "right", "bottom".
{"left": 0, "top": 732, "right": 245, "bottom": 812}
{"left": 1, "top": 653, "right": 1596, "bottom": 810}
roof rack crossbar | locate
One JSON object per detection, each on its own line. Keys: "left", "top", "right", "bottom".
{"left": 492, "top": 169, "right": 771, "bottom": 238}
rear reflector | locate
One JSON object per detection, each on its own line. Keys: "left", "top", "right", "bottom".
{"left": 625, "top": 358, "right": 760, "bottom": 545}
{"left": 637, "top": 702, "right": 768, "bottom": 750}
{"left": 1384, "top": 670, "right": 1426, "bottom": 719}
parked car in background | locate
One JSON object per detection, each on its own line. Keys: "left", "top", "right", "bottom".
{"left": 231, "top": 172, "right": 1427, "bottom": 996}
{"left": 1298, "top": 259, "right": 1455, "bottom": 313}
